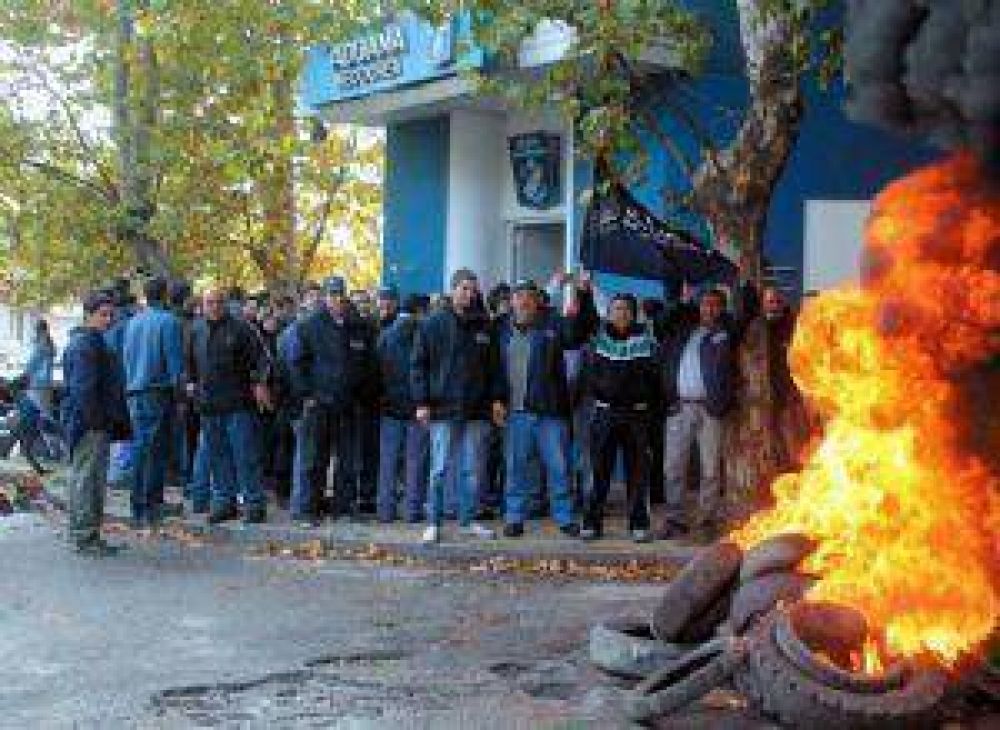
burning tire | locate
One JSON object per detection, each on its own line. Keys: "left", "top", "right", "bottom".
{"left": 728, "top": 572, "right": 814, "bottom": 634}
{"left": 649, "top": 541, "right": 743, "bottom": 642}
{"left": 735, "top": 609, "right": 949, "bottom": 729}
{"left": 739, "top": 533, "right": 817, "bottom": 584}
{"left": 625, "top": 637, "right": 748, "bottom": 722}
{"left": 589, "top": 618, "right": 691, "bottom": 680}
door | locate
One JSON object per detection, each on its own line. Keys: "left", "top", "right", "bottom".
{"left": 511, "top": 223, "right": 565, "bottom": 284}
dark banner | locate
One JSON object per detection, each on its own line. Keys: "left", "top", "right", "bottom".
{"left": 580, "top": 182, "right": 736, "bottom": 285}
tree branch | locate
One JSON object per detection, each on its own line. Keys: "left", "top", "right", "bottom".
{"left": 10, "top": 56, "right": 119, "bottom": 196}
{"left": 6, "top": 154, "right": 113, "bottom": 201}
{"left": 305, "top": 195, "right": 333, "bottom": 277}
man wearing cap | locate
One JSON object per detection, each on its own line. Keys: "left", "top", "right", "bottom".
{"left": 289, "top": 275, "right": 377, "bottom": 525}
{"left": 376, "top": 285, "right": 400, "bottom": 330}
{"left": 494, "top": 276, "right": 598, "bottom": 538}
{"left": 411, "top": 268, "right": 503, "bottom": 543}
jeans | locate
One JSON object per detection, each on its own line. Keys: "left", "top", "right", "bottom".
{"left": 587, "top": 408, "right": 651, "bottom": 531}
{"left": 128, "top": 391, "right": 174, "bottom": 524}
{"left": 68, "top": 430, "right": 111, "bottom": 545}
{"left": 171, "top": 403, "right": 191, "bottom": 487}
{"left": 427, "top": 420, "right": 488, "bottom": 527}
{"left": 572, "top": 399, "right": 594, "bottom": 510}
{"left": 376, "top": 417, "right": 429, "bottom": 522}
{"left": 504, "top": 413, "right": 574, "bottom": 527}
{"left": 663, "top": 402, "right": 723, "bottom": 528}
{"left": 107, "top": 440, "right": 135, "bottom": 490}
{"left": 292, "top": 404, "right": 351, "bottom": 520}
{"left": 203, "top": 410, "right": 264, "bottom": 512}
{"left": 188, "top": 428, "right": 214, "bottom": 512}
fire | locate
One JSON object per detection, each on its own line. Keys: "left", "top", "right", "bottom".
{"left": 734, "top": 153, "right": 1000, "bottom": 668}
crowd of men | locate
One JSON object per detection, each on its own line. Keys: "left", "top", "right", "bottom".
{"left": 60, "top": 266, "right": 803, "bottom": 556}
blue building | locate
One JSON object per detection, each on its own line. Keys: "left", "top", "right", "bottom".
{"left": 300, "top": 6, "right": 935, "bottom": 298}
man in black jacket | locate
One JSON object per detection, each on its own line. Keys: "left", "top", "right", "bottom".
{"left": 63, "top": 291, "right": 131, "bottom": 555}
{"left": 658, "top": 288, "right": 737, "bottom": 540}
{"left": 187, "top": 288, "right": 272, "bottom": 524}
{"left": 495, "top": 277, "right": 597, "bottom": 537}
{"left": 579, "top": 294, "right": 660, "bottom": 542}
{"left": 290, "top": 276, "right": 377, "bottom": 525}
{"left": 375, "top": 294, "right": 429, "bottom": 523}
{"left": 411, "top": 268, "right": 503, "bottom": 544}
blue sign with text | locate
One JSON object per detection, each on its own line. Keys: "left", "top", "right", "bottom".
{"left": 300, "top": 13, "right": 484, "bottom": 110}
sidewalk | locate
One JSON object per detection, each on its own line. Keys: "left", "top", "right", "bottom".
{"left": 37, "top": 464, "right": 699, "bottom": 570}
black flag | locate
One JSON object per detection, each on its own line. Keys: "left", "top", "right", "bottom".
{"left": 580, "top": 182, "right": 736, "bottom": 284}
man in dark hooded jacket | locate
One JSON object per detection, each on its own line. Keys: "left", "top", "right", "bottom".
{"left": 63, "top": 291, "right": 131, "bottom": 555}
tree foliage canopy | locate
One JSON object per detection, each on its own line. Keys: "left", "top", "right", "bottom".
{"left": 0, "top": 0, "right": 383, "bottom": 305}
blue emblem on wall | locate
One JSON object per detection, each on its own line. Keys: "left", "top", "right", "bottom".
{"left": 509, "top": 132, "right": 562, "bottom": 210}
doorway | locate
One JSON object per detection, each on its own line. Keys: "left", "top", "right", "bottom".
{"left": 511, "top": 222, "right": 565, "bottom": 284}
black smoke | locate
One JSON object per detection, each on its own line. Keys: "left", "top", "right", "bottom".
{"left": 845, "top": 0, "right": 1000, "bottom": 173}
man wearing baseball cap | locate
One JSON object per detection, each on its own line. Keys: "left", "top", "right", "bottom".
{"left": 289, "top": 275, "right": 377, "bottom": 525}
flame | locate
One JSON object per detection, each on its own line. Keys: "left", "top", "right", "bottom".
{"left": 734, "top": 153, "right": 1000, "bottom": 668}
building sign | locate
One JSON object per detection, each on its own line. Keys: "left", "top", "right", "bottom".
{"left": 330, "top": 24, "right": 408, "bottom": 91}
{"left": 300, "top": 13, "right": 482, "bottom": 109}
{"left": 509, "top": 132, "right": 562, "bottom": 210}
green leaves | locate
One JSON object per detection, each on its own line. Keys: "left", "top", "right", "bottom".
{"left": 0, "top": 0, "right": 383, "bottom": 303}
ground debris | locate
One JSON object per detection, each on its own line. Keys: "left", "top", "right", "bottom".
{"left": 253, "top": 540, "right": 678, "bottom": 581}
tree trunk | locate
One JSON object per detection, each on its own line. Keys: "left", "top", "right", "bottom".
{"left": 113, "top": 0, "right": 170, "bottom": 277}
{"left": 689, "top": 49, "right": 805, "bottom": 526}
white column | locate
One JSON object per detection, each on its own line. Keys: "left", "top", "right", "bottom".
{"left": 445, "top": 109, "right": 507, "bottom": 292}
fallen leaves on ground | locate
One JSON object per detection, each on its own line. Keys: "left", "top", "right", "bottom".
{"left": 253, "top": 541, "right": 679, "bottom": 582}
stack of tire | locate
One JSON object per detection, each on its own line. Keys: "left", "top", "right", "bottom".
{"left": 588, "top": 535, "right": 949, "bottom": 728}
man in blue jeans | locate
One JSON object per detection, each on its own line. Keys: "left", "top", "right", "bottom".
{"left": 411, "top": 268, "right": 504, "bottom": 544}
{"left": 375, "top": 294, "right": 429, "bottom": 523}
{"left": 187, "top": 288, "right": 272, "bottom": 524}
{"left": 122, "top": 277, "right": 184, "bottom": 529}
{"left": 495, "top": 276, "right": 597, "bottom": 537}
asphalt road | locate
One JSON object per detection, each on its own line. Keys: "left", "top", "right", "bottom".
{"left": 1, "top": 511, "right": 775, "bottom": 729}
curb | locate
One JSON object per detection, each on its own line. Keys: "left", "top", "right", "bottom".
{"left": 178, "top": 519, "right": 700, "bottom": 568}
{"left": 44, "top": 487, "right": 699, "bottom": 570}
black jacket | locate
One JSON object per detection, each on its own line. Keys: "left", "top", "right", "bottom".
{"left": 410, "top": 307, "right": 503, "bottom": 421}
{"left": 580, "top": 323, "right": 660, "bottom": 414}
{"left": 376, "top": 315, "right": 421, "bottom": 419}
{"left": 188, "top": 314, "right": 269, "bottom": 416}
{"left": 290, "top": 308, "right": 376, "bottom": 411}
{"left": 660, "top": 320, "right": 737, "bottom": 418}
{"left": 62, "top": 327, "right": 130, "bottom": 452}
{"left": 495, "top": 291, "right": 598, "bottom": 417}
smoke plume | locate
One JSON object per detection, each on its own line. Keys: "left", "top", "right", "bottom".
{"left": 845, "top": 0, "right": 1000, "bottom": 172}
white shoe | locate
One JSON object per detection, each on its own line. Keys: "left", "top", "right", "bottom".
{"left": 460, "top": 522, "right": 496, "bottom": 540}
{"left": 422, "top": 525, "right": 441, "bottom": 544}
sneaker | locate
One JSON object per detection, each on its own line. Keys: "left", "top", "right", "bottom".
{"left": 579, "top": 524, "right": 602, "bottom": 541}
{"left": 631, "top": 528, "right": 653, "bottom": 544}
{"left": 502, "top": 523, "right": 524, "bottom": 538}
{"left": 460, "top": 522, "right": 496, "bottom": 540}
{"left": 208, "top": 505, "right": 239, "bottom": 525}
{"left": 243, "top": 509, "right": 267, "bottom": 525}
{"left": 74, "top": 538, "right": 125, "bottom": 557}
{"left": 559, "top": 523, "right": 580, "bottom": 538}
{"left": 655, "top": 521, "right": 689, "bottom": 541}
{"left": 292, "top": 518, "right": 320, "bottom": 529}
{"left": 422, "top": 524, "right": 441, "bottom": 544}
